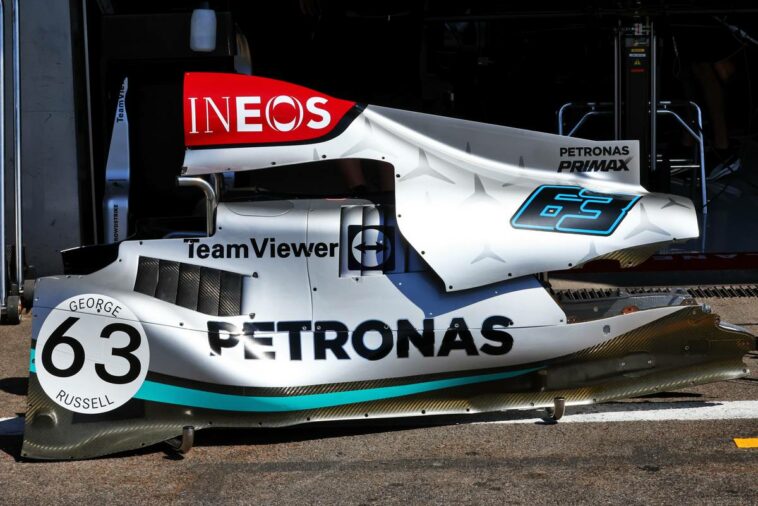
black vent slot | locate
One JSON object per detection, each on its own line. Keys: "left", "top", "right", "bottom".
{"left": 134, "top": 257, "right": 244, "bottom": 316}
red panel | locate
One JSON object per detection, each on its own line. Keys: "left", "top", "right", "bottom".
{"left": 183, "top": 73, "right": 357, "bottom": 147}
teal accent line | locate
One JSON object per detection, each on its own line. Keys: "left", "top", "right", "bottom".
{"left": 134, "top": 367, "right": 540, "bottom": 413}
{"left": 29, "top": 345, "right": 539, "bottom": 413}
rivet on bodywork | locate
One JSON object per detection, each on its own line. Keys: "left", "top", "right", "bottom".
{"left": 603, "top": 325, "right": 611, "bottom": 334}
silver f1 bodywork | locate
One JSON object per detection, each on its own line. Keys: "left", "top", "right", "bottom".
{"left": 22, "top": 74, "right": 754, "bottom": 460}
{"left": 184, "top": 105, "right": 697, "bottom": 288}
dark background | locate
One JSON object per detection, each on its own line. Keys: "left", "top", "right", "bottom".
{"left": 75, "top": 1, "right": 758, "bottom": 245}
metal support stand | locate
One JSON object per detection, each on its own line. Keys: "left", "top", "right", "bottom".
{"left": 656, "top": 101, "right": 708, "bottom": 216}
{"left": 650, "top": 22, "right": 657, "bottom": 177}
{"left": 557, "top": 102, "right": 612, "bottom": 137}
{"left": 0, "top": 0, "right": 22, "bottom": 323}
{"left": 166, "top": 426, "right": 195, "bottom": 454}
{"left": 0, "top": 1, "right": 6, "bottom": 312}
{"left": 557, "top": 100, "right": 708, "bottom": 217}
{"left": 211, "top": 172, "right": 223, "bottom": 200}
{"left": 177, "top": 176, "right": 217, "bottom": 236}
{"left": 11, "top": 0, "right": 20, "bottom": 291}
{"left": 544, "top": 396, "right": 566, "bottom": 422}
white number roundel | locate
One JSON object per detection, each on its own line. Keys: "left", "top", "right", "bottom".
{"left": 35, "top": 294, "right": 149, "bottom": 414}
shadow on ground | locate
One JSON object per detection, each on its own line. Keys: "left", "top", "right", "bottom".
{"left": 0, "top": 416, "right": 24, "bottom": 460}
{"left": 0, "top": 377, "right": 28, "bottom": 396}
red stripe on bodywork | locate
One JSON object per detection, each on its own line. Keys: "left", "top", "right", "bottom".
{"left": 184, "top": 73, "right": 356, "bottom": 147}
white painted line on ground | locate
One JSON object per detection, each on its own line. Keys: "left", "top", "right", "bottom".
{"left": 0, "top": 416, "right": 24, "bottom": 436}
{"left": 479, "top": 400, "right": 758, "bottom": 424}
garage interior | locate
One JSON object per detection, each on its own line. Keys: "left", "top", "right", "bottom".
{"left": 65, "top": 1, "right": 758, "bottom": 268}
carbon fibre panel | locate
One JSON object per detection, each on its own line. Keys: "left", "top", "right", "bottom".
{"left": 134, "top": 257, "right": 246, "bottom": 316}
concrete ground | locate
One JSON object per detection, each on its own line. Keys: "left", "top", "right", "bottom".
{"left": 0, "top": 297, "right": 756, "bottom": 505}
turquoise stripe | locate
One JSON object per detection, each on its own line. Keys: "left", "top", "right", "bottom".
{"left": 30, "top": 347, "right": 539, "bottom": 413}
{"left": 133, "top": 367, "right": 540, "bottom": 412}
